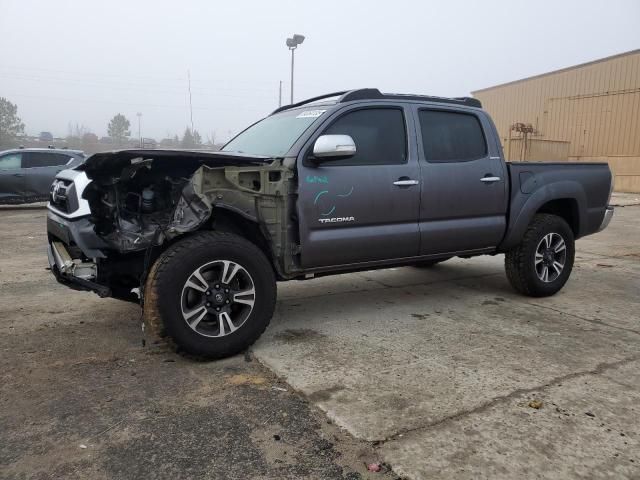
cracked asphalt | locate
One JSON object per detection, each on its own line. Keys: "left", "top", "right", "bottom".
{"left": 1, "top": 201, "right": 639, "bottom": 479}
{"left": 0, "top": 206, "right": 396, "bottom": 480}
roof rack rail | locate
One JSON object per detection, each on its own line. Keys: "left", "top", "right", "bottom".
{"left": 340, "top": 88, "right": 482, "bottom": 108}
{"left": 272, "top": 88, "right": 481, "bottom": 115}
{"left": 392, "top": 93, "right": 482, "bottom": 108}
{"left": 272, "top": 91, "right": 348, "bottom": 114}
{"left": 339, "top": 88, "right": 384, "bottom": 102}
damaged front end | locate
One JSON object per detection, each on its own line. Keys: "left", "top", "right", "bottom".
{"left": 83, "top": 156, "right": 213, "bottom": 252}
{"left": 47, "top": 149, "right": 293, "bottom": 302}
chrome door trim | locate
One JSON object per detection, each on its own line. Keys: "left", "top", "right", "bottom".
{"left": 393, "top": 179, "right": 420, "bottom": 186}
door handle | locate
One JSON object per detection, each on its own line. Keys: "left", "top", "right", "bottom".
{"left": 13, "top": 173, "right": 24, "bottom": 177}
{"left": 480, "top": 176, "right": 501, "bottom": 183}
{"left": 393, "top": 179, "right": 419, "bottom": 186}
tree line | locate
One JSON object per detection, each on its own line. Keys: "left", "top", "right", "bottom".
{"left": 0, "top": 97, "right": 210, "bottom": 150}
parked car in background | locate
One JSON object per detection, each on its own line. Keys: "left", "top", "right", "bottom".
{"left": 38, "top": 131, "right": 54, "bottom": 143}
{"left": 0, "top": 148, "right": 85, "bottom": 204}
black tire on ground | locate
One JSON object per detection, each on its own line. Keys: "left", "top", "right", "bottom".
{"left": 413, "top": 257, "right": 451, "bottom": 268}
{"left": 143, "top": 231, "right": 277, "bottom": 359}
{"left": 505, "top": 213, "right": 575, "bottom": 297}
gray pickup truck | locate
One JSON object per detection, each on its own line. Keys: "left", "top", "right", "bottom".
{"left": 46, "top": 89, "right": 614, "bottom": 358}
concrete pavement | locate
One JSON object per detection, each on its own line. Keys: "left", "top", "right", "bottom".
{"left": 1, "top": 204, "right": 638, "bottom": 479}
{"left": 253, "top": 205, "right": 640, "bottom": 479}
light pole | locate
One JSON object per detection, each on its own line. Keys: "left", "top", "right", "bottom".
{"left": 286, "top": 34, "right": 305, "bottom": 104}
{"left": 136, "top": 112, "right": 142, "bottom": 147}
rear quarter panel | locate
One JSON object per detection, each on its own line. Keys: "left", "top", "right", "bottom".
{"left": 500, "top": 162, "right": 612, "bottom": 250}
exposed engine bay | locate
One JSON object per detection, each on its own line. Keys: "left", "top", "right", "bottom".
{"left": 50, "top": 149, "right": 299, "bottom": 301}
{"left": 82, "top": 157, "right": 212, "bottom": 252}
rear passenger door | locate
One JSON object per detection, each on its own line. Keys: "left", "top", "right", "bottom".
{"left": 297, "top": 105, "right": 421, "bottom": 268}
{"left": 0, "top": 152, "right": 25, "bottom": 203}
{"left": 415, "top": 107, "right": 508, "bottom": 255}
{"left": 23, "top": 152, "right": 71, "bottom": 199}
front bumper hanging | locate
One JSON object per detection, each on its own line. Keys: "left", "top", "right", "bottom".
{"left": 47, "top": 241, "right": 110, "bottom": 297}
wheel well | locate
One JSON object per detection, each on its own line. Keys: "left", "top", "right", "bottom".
{"left": 536, "top": 199, "right": 579, "bottom": 236}
{"left": 204, "top": 207, "right": 279, "bottom": 274}
{"left": 111, "top": 208, "right": 280, "bottom": 295}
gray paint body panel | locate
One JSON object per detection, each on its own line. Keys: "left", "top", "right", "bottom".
{"left": 296, "top": 102, "right": 421, "bottom": 267}
{"left": 292, "top": 99, "right": 612, "bottom": 269}
{"left": 500, "top": 162, "right": 612, "bottom": 250}
{"left": 412, "top": 106, "right": 509, "bottom": 254}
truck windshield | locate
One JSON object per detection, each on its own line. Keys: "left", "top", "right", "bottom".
{"left": 222, "top": 108, "right": 326, "bottom": 157}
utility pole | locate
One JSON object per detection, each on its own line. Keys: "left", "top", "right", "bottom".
{"left": 136, "top": 112, "right": 142, "bottom": 148}
{"left": 187, "top": 70, "right": 195, "bottom": 134}
{"left": 290, "top": 49, "right": 295, "bottom": 104}
{"left": 278, "top": 80, "right": 283, "bottom": 107}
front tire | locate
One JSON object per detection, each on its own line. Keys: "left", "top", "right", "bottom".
{"left": 144, "top": 231, "right": 276, "bottom": 359}
{"left": 505, "top": 214, "right": 575, "bottom": 297}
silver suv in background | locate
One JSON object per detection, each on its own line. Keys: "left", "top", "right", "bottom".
{"left": 0, "top": 148, "right": 85, "bottom": 204}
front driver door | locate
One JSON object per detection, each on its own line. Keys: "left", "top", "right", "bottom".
{"left": 297, "top": 105, "right": 421, "bottom": 268}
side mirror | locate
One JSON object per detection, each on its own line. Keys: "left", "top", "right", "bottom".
{"left": 312, "top": 135, "right": 356, "bottom": 160}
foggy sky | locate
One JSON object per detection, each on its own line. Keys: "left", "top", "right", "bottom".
{"left": 1, "top": 0, "right": 638, "bottom": 142}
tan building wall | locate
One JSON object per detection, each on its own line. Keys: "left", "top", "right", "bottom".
{"left": 472, "top": 50, "right": 640, "bottom": 192}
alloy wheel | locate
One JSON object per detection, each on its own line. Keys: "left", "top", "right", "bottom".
{"left": 180, "top": 260, "right": 256, "bottom": 337}
{"left": 534, "top": 233, "right": 567, "bottom": 283}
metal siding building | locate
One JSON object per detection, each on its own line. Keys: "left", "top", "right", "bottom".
{"left": 472, "top": 50, "right": 640, "bottom": 192}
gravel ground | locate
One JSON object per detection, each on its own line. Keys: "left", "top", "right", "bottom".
{"left": 0, "top": 206, "right": 398, "bottom": 480}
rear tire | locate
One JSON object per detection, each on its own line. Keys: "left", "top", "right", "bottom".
{"left": 144, "top": 231, "right": 276, "bottom": 359}
{"left": 505, "top": 214, "right": 575, "bottom": 297}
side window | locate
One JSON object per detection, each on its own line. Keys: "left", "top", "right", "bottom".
{"left": 56, "top": 154, "right": 73, "bottom": 165}
{"left": 0, "top": 153, "right": 22, "bottom": 170}
{"left": 419, "top": 110, "right": 487, "bottom": 162}
{"left": 320, "top": 108, "right": 407, "bottom": 166}
{"left": 23, "top": 152, "right": 69, "bottom": 168}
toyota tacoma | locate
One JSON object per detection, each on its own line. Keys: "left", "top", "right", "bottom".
{"left": 46, "top": 89, "right": 614, "bottom": 358}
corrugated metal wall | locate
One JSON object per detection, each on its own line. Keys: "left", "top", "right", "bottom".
{"left": 507, "top": 138, "right": 570, "bottom": 162}
{"left": 473, "top": 50, "right": 640, "bottom": 192}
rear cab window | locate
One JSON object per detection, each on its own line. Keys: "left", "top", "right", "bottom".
{"left": 418, "top": 109, "right": 487, "bottom": 162}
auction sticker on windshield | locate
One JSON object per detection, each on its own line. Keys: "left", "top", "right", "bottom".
{"left": 296, "top": 110, "right": 326, "bottom": 118}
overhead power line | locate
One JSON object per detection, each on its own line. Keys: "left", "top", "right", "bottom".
{"left": 0, "top": 65, "right": 279, "bottom": 91}
{"left": 0, "top": 72, "right": 276, "bottom": 96}
{"left": 2, "top": 91, "right": 269, "bottom": 113}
